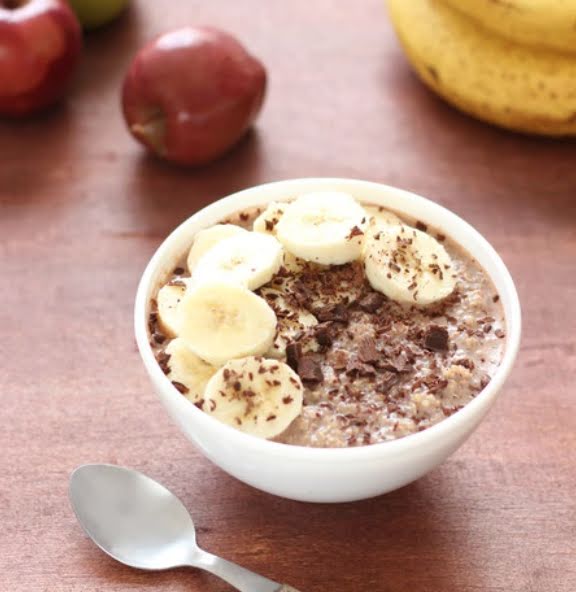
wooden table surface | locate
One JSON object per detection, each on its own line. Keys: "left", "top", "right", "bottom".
{"left": 1, "top": 1, "right": 575, "bottom": 591}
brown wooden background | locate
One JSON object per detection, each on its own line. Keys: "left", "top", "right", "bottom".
{"left": 1, "top": 1, "right": 575, "bottom": 590}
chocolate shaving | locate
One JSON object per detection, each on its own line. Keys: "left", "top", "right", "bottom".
{"left": 358, "top": 292, "right": 385, "bottom": 313}
{"left": 347, "top": 225, "right": 364, "bottom": 239}
{"left": 423, "top": 325, "right": 449, "bottom": 352}
{"left": 153, "top": 332, "right": 166, "bottom": 345}
{"left": 297, "top": 357, "right": 324, "bottom": 383}
{"left": 286, "top": 342, "right": 302, "bottom": 371}
{"left": 157, "top": 352, "right": 171, "bottom": 375}
{"left": 330, "top": 349, "right": 349, "bottom": 370}
{"left": 377, "top": 371, "right": 399, "bottom": 393}
{"left": 315, "top": 303, "right": 349, "bottom": 324}
{"left": 173, "top": 267, "right": 185, "bottom": 275}
{"left": 172, "top": 381, "right": 189, "bottom": 395}
{"left": 415, "top": 221, "right": 428, "bottom": 232}
{"left": 454, "top": 358, "right": 475, "bottom": 371}
{"left": 346, "top": 356, "right": 376, "bottom": 377}
{"left": 315, "top": 324, "right": 333, "bottom": 346}
{"left": 358, "top": 337, "right": 380, "bottom": 364}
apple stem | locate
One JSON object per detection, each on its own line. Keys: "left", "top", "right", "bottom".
{"left": 131, "top": 116, "right": 166, "bottom": 156}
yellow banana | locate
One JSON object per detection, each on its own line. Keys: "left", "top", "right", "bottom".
{"left": 386, "top": 0, "right": 576, "bottom": 136}
{"left": 442, "top": 0, "right": 576, "bottom": 54}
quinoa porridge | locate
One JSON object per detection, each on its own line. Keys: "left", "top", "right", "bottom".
{"left": 148, "top": 192, "right": 506, "bottom": 448}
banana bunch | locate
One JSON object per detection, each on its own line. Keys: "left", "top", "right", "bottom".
{"left": 386, "top": 0, "right": 576, "bottom": 136}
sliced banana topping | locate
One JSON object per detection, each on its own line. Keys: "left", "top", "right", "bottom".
{"left": 253, "top": 202, "right": 286, "bottom": 235}
{"left": 164, "top": 338, "right": 217, "bottom": 403}
{"left": 192, "top": 231, "right": 284, "bottom": 291}
{"left": 363, "top": 206, "right": 404, "bottom": 256}
{"left": 258, "top": 287, "right": 318, "bottom": 358}
{"left": 365, "top": 205, "right": 403, "bottom": 229}
{"left": 275, "top": 191, "right": 368, "bottom": 265}
{"left": 187, "top": 224, "right": 247, "bottom": 272}
{"left": 364, "top": 224, "right": 456, "bottom": 305}
{"left": 177, "top": 281, "right": 277, "bottom": 366}
{"left": 157, "top": 278, "right": 193, "bottom": 337}
{"left": 203, "top": 356, "right": 304, "bottom": 439}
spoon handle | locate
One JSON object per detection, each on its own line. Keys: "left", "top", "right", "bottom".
{"left": 190, "top": 550, "right": 301, "bottom": 592}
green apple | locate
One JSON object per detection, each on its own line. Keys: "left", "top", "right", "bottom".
{"left": 68, "top": 0, "right": 129, "bottom": 30}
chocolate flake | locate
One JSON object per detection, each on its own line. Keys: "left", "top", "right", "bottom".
{"left": 282, "top": 396, "right": 294, "bottom": 404}
{"left": 173, "top": 267, "right": 185, "bottom": 275}
{"left": 153, "top": 332, "right": 166, "bottom": 344}
{"left": 454, "top": 358, "right": 475, "bottom": 371}
{"left": 315, "top": 324, "right": 333, "bottom": 346}
{"left": 172, "top": 381, "right": 189, "bottom": 395}
{"left": 157, "top": 352, "right": 171, "bottom": 375}
{"left": 358, "top": 291, "right": 385, "bottom": 313}
{"left": 423, "top": 325, "right": 449, "bottom": 352}
{"left": 358, "top": 337, "right": 380, "bottom": 364}
{"left": 330, "top": 349, "right": 348, "bottom": 370}
{"left": 346, "top": 356, "right": 376, "bottom": 377}
{"left": 415, "top": 221, "right": 428, "bottom": 232}
{"left": 315, "top": 303, "right": 349, "bottom": 324}
{"left": 297, "top": 357, "right": 324, "bottom": 383}
{"left": 347, "top": 225, "right": 364, "bottom": 240}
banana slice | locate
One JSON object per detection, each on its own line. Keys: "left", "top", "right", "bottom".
{"left": 259, "top": 287, "right": 318, "bottom": 358}
{"left": 164, "top": 338, "right": 217, "bottom": 403}
{"left": 192, "top": 231, "right": 284, "bottom": 291}
{"left": 276, "top": 191, "right": 368, "bottom": 265}
{"left": 253, "top": 202, "right": 286, "bottom": 235}
{"left": 203, "top": 356, "right": 303, "bottom": 439}
{"left": 364, "top": 224, "right": 456, "bottom": 305}
{"left": 178, "top": 281, "right": 277, "bottom": 366}
{"left": 282, "top": 251, "right": 304, "bottom": 274}
{"left": 187, "top": 224, "right": 247, "bottom": 272}
{"left": 157, "top": 278, "right": 193, "bottom": 337}
{"left": 363, "top": 205, "right": 404, "bottom": 256}
{"left": 365, "top": 205, "right": 403, "bottom": 229}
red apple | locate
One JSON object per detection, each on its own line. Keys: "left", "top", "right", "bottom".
{"left": 122, "top": 26, "right": 267, "bottom": 166}
{"left": 0, "top": 0, "right": 82, "bottom": 117}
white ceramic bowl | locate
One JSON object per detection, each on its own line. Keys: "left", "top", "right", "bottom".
{"left": 134, "top": 178, "right": 521, "bottom": 503}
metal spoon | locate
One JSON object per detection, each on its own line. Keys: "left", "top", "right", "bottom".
{"left": 69, "top": 464, "right": 301, "bottom": 592}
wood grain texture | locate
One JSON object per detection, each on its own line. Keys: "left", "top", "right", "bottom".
{"left": 0, "top": 1, "right": 575, "bottom": 591}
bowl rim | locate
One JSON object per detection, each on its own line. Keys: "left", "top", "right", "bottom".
{"left": 134, "top": 177, "right": 522, "bottom": 463}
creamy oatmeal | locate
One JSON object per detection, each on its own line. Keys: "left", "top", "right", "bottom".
{"left": 148, "top": 193, "right": 505, "bottom": 447}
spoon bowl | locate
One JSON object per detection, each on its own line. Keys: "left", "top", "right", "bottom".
{"left": 70, "top": 464, "right": 197, "bottom": 570}
{"left": 69, "top": 464, "right": 299, "bottom": 592}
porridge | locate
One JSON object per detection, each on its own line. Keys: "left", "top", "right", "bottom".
{"left": 148, "top": 191, "right": 505, "bottom": 447}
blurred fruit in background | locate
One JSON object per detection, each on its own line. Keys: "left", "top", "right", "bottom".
{"left": 0, "top": 0, "right": 81, "bottom": 117}
{"left": 68, "top": 0, "right": 129, "bottom": 31}
{"left": 121, "top": 26, "right": 267, "bottom": 166}
{"left": 387, "top": 0, "right": 576, "bottom": 136}
{"left": 441, "top": 0, "right": 576, "bottom": 54}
